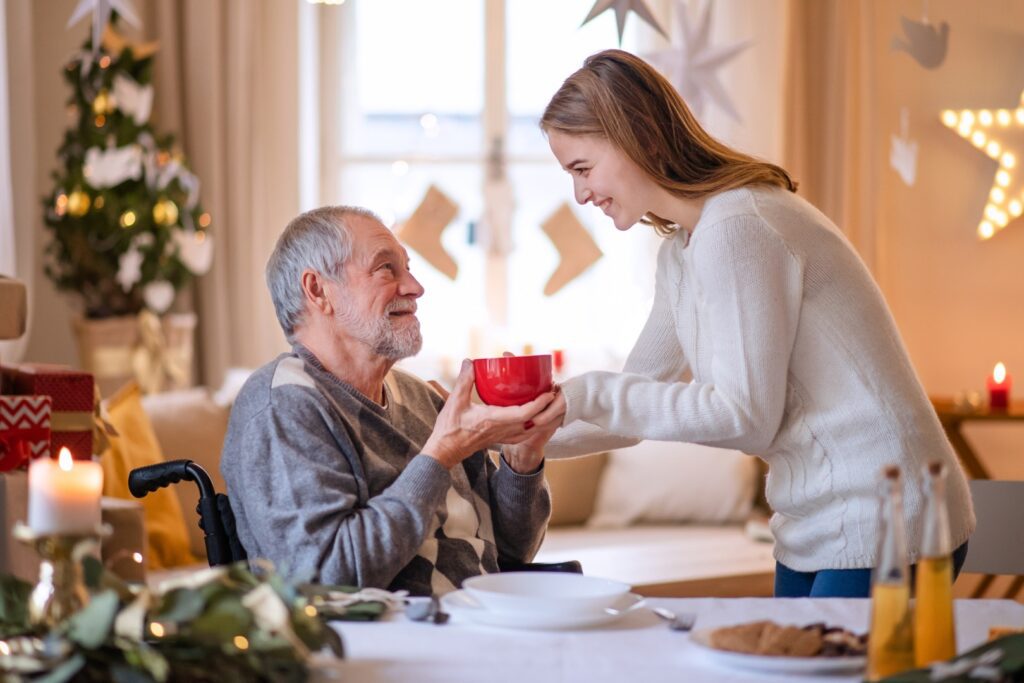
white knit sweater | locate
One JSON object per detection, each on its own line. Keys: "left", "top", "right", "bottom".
{"left": 547, "top": 185, "right": 974, "bottom": 572}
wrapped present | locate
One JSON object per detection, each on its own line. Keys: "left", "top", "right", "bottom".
{"left": 1, "top": 363, "right": 95, "bottom": 459}
{"left": 0, "top": 395, "right": 52, "bottom": 471}
{"left": 0, "top": 276, "right": 28, "bottom": 342}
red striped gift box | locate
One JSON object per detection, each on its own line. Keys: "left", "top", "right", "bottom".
{"left": 0, "top": 395, "right": 52, "bottom": 471}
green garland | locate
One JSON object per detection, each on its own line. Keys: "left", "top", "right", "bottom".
{"left": 0, "top": 560, "right": 385, "bottom": 682}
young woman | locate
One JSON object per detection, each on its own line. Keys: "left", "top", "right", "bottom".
{"left": 528, "top": 49, "right": 973, "bottom": 598}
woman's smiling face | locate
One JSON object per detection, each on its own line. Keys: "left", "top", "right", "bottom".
{"left": 547, "top": 130, "right": 655, "bottom": 231}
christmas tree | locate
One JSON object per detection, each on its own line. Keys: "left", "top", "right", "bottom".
{"left": 42, "top": 16, "right": 213, "bottom": 319}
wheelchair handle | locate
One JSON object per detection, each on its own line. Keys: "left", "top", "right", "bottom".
{"left": 128, "top": 459, "right": 218, "bottom": 501}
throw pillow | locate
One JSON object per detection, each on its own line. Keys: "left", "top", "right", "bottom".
{"left": 587, "top": 440, "right": 759, "bottom": 528}
{"left": 100, "top": 382, "right": 196, "bottom": 569}
{"left": 545, "top": 453, "right": 608, "bottom": 526}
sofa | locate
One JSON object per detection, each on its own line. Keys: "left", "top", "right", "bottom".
{"left": 140, "top": 383, "right": 776, "bottom": 597}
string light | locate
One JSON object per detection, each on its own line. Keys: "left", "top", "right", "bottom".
{"left": 941, "top": 90, "right": 1024, "bottom": 240}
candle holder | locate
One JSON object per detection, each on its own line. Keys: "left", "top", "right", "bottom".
{"left": 13, "top": 522, "right": 111, "bottom": 629}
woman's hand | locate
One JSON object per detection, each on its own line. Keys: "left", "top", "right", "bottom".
{"left": 422, "top": 360, "right": 559, "bottom": 470}
{"left": 500, "top": 389, "right": 566, "bottom": 473}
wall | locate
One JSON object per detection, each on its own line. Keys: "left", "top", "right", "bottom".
{"left": 871, "top": 0, "right": 1024, "bottom": 477}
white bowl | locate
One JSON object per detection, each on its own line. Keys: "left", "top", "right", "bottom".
{"left": 461, "top": 572, "right": 631, "bottom": 616}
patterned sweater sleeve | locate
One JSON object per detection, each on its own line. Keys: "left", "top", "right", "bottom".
{"left": 557, "top": 216, "right": 803, "bottom": 453}
{"left": 486, "top": 454, "right": 551, "bottom": 562}
{"left": 545, "top": 239, "right": 690, "bottom": 458}
{"left": 223, "top": 385, "right": 451, "bottom": 588}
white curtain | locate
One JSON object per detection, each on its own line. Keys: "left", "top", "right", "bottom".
{"left": 0, "top": 0, "right": 31, "bottom": 363}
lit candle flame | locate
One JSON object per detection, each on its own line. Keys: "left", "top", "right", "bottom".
{"left": 58, "top": 447, "right": 74, "bottom": 471}
{"left": 994, "top": 362, "right": 1007, "bottom": 383}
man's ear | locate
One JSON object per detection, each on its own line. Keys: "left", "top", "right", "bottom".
{"left": 300, "top": 269, "right": 333, "bottom": 315}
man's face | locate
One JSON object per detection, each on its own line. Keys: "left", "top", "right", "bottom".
{"left": 329, "top": 217, "right": 425, "bottom": 360}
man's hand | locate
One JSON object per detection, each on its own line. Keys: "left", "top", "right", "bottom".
{"left": 422, "top": 360, "right": 559, "bottom": 470}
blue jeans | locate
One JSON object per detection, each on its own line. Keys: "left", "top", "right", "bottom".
{"left": 774, "top": 541, "right": 970, "bottom": 598}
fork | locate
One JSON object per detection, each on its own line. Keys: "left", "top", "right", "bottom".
{"left": 651, "top": 607, "right": 697, "bottom": 632}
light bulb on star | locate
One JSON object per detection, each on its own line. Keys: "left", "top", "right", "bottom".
{"left": 941, "top": 90, "right": 1024, "bottom": 240}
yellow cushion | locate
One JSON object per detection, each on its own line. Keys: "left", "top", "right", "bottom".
{"left": 545, "top": 453, "right": 609, "bottom": 526}
{"left": 99, "top": 382, "right": 196, "bottom": 569}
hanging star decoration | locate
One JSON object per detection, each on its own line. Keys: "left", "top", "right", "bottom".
{"left": 941, "top": 92, "right": 1024, "bottom": 240}
{"left": 66, "top": 0, "right": 140, "bottom": 55}
{"left": 580, "top": 0, "right": 668, "bottom": 45}
{"left": 643, "top": 0, "right": 751, "bottom": 122}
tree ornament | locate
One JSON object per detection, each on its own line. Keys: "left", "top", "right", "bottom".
{"left": 91, "top": 88, "right": 114, "bottom": 116}
{"left": 172, "top": 229, "right": 214, "bottom": 275}
{"left": 941, "top": 92, "right": 1024, "bottom": 240}
{"left": 66, "top": 190, "right": 92, "bottom": 217}
{"left": 142, "top": 281, "right": 174, "bottom": 314}
{"left": 101, "top": 23, "right": 158, "bottom": 61}
{"left": 112, "top": 74, "right": 153, "bottom": 125}
{"left": 54, "top": 193, "right": 70, "bottom": 217}
{"left": 83, "top": 145, "right": 143, "bottom": 188}
{"left": 119, "top": 210, "right": 137, "bottom": 228}
{"left": 152, "top": 198, "right": 179, "bottom": 226}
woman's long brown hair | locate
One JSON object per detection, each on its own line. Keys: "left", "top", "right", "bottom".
{"left": 541, "top": 49, "right": 797, "bottom": 236}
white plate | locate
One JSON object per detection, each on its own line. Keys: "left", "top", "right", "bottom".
{"left": 462, "top": 572, "right": 631, "bottom": 616}
{"left": 689, "top": 628, "right": 867, "bottom": 675}
{"left": 440, "top": 590, "right": 643, "bottom": 630}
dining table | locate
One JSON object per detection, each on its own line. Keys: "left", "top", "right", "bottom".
{"left": 316, "top": 596, "right": 1024, "bottom": 682}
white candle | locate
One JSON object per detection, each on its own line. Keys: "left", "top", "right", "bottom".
{"left": 28, "top": 447, "right": 103, "bottom": 535}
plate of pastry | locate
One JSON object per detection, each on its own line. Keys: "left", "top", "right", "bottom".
{"left": 689, "top": 620, "right": 868, "bottom": 674}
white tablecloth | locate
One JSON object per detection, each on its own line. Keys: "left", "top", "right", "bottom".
{"left": 318, "top": 598, "right": 1024, "bottom": 683}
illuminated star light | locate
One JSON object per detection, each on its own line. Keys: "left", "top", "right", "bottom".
{"left": 941, "top": 91, "right": 1024, "bottom": 240}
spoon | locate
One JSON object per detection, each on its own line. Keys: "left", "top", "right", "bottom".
{"left": 651, "top": 607, "right": 697, "bottom": 632}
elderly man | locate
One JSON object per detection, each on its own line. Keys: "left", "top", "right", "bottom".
{"left": 221, "top": 206, "right": 558, "bottom": 596}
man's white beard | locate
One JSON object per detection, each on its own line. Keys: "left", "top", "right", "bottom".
{"left": 336, "top": 300, "right": 422, "bottom": 361}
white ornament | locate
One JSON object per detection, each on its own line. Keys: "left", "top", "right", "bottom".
{"left": 172, "top": 228, "right": 214, "bottom": 275}
{"left": 116, "top": 248, "right": 143, "bottom": 292}
{"left": 66, "top": 0, "right": 140, "bottom": 56}
{"left": 581, "top": 0, "right": 667, "bottom": 45}
{"left": 113, "top": 74, "right": 153, "bottom": 125}
{"left": 890, "top": 107, "right": 918, "bottom": 187}
{"left": 143, "top": 281, "right": 175, "bottom": 314}
{"left": 644, "top": 0, "right": 751, "bottom": 122}
{"left": 84, "top": 144, "right": 143, "bottom": 189}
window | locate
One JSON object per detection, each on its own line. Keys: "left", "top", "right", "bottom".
{"left": 315, "top": 0, "right": 664, "bottom": 380}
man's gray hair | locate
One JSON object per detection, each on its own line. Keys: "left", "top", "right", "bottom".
{"left": 266, "top": 205, "right": 381, "bottom": 341}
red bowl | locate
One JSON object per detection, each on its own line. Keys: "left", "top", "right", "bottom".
{"left": 473, "top": 355, "right": 553, "bottom": 406}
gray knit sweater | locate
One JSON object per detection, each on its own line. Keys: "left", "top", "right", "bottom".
{"left": 221, "top": 345, "right": 551, "bottom": 596}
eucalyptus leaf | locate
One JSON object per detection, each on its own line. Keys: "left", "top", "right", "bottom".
{"left": 33, "top": 652, "right": 85, "bottom": 683}
{"left": 188, "top": 595, "right": 253, "bottom": 643}
{"left": 68, "top": 590, "right": 119, "bottom": 649}
{"left": 156, "top": 588, "right": 205, "bottom": 623}
{"left": 81, "top": 555, "right": 103, "bottom": 589}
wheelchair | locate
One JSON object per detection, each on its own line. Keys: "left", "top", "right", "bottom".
{"left": 128, "top": 459, "right": 582, "bottom": 574}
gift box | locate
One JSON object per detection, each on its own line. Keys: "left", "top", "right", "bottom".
{"left": 1, "top": 364, "right": 95, "bottom": 459}
{"left": 0, "top": 276, "right": 28, "bottom": 342}
{"left": 0, "top": 395, "right": 52, "bottom": 471}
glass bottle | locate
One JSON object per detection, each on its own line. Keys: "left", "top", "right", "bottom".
{"left": 867, "top": 465, "right": 915, "bottom": 681}
{"left": 914, "top": 461, "right": 957, "bottom": 666}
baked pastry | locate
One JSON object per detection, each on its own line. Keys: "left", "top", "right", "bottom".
{"left": 707, "top": 620, "right": 867, "bottom": 657}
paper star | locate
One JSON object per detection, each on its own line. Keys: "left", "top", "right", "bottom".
{"left": 581, "top": 0, "right": 667, "bottom": 45}
{"left": 643, "top": 0, "right": 751, "bottom": 122}
{"left": 941, "top": 92, "right": 1024, "bottom": 240}
{"left": 66, "top": 0, "right": 140, "bottom": 55}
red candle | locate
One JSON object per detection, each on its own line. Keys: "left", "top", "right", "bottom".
{"left": 987, "top": 362, "right": 1012, "bottom": 411}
